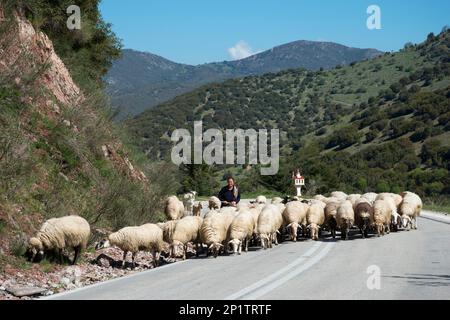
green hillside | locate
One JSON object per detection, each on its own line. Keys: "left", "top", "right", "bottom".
{"left": 128, "top": 30, "right": 450, "bottom": 200}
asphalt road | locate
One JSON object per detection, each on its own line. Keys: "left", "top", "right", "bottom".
{"left": 47, "top": 212, "right": 450, "bottom": 300}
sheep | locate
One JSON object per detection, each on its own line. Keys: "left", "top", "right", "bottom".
{"left": 336, "top": 201, "right": 355, "bottom": 240}
{"left": 200, "top": 211, "right": 235, "bottom": 258}
{"left": 282, "top": 201, "right": 309, "bottom": 241}
{"left": 192, "top": 201, "right": 203, "bottom": 217}
{"left": 182, "top": 191, "right": 197, "bottom": 216}
{"left": 306, "top": 203, "right": 325, "bottom": 241}
{"left": 228, "top": 211, "right": 255, "bottom": 255}
{"left": 157, "top": 220, "right": 178, "bottom": 243}
{"left": 347, "top": 194, "right": 362, "bottom": 210}
{"left": 331, "top": 191, "right": 348, "bottom": 201}
{"left": 322, "top": 197, "right": 341, "bottom": 205}
{"left": 257, "top": 205, "right": 282, "bottom": 249}
{"left": 376, "top": 194, "right": 400, "bottom": 231}
{"left": 208, "top": 196, "right": 221, "bottom": 210}
{"left": 308, "top": 199, "right": 327, "bottom": 209}
{"left": 354, "top": 201, "right": 374, "bottom": 238}
{"left": 95, "top": 223, "right": 164, "bottom": 268}
{"left": 165, "top": 196, "right": 185, "bottom": 220}
{"left": 361, "top": 192, "right": 378, "bottom": 204}
{"left": 399, "top": 191, "right": 423, "bottom": 230}
{"left": 373, "top": 200, "right": 392, "bottom": 237}
{"left": 170, "top": 216, "right": 203, "bottom": 260}
{"left": 313, "top": 195, "right": 327, "bottom": 202}
{"left": 324, "top": 202, "right": 339, "bottom": 239}
{"left": 219, "top": 206, "right": 238, "bottom": 215}
{"left": 271, "top": 197, "right": 284, "bottom": 204}
{"left": 255, "top": 195, "right": 267, "bottom": 205}
{"left": 28, "top": 216, "right": 90, "bottom": 265}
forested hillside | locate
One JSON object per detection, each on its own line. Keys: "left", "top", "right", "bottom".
{"left": 128, "top": 29, "right": 450, "bottom": 200}
{"left": 0, "top": 0, "right": 177, "bottom": 270}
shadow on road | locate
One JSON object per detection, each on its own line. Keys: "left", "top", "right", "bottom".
{"left": 384, "top": 273, "right": 450, "bottom": 287}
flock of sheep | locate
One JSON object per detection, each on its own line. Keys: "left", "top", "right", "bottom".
{"left": 26, "top": 190, "right": 423, "bottom": 269}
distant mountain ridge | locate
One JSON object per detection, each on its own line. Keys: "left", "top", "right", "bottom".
{"left": 106, "top": 41, "right": 382, "bottom": 119}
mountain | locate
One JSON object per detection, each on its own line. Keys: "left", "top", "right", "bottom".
{"left": 106, "top": 42, "right": 382, "bottom": 119}
{"left": 127, "top": 30, "right": 450, "bottom": 199}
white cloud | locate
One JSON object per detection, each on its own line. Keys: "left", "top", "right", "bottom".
{"left": 228, "top": 41, "right": 258, "bottom": 60}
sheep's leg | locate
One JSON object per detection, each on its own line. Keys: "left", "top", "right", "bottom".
{"left": 183, "top": 245, "right": 187, "bottom": 260}
{"left": 131, "top": 252, "right": 137, "bottom": 269}
{"left": 195, "top": 243, "right": 200, "bottom": 258}
{"left": 154, "top": 251, "right": 160, "bottom": 267}
{"left": 244, "top": 238, "right": 249, "bottom": 253}
{"left": 122, "top": 251, "right": 128, "bottom": 268}
{"left": 72, "top": 246, "right": 80, "bottom": 265}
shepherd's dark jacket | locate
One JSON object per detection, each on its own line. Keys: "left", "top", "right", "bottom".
{"left": 218, "top": 186, "right": 241, "bottom": 206}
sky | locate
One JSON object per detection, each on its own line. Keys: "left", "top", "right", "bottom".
{"left": 99, "top": 0, "right": 450, "bottom": 65}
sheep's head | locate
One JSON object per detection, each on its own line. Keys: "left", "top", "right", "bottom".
{"left": 308, "top": 223, "right": 321, "bottom": 240}
{"left": 209, "top": 243, "right": 223, "bottom": 258}
{"left": 170, "top": 240, "right": 185, "bottom": 258}
{"left": 401, "top": 215, "right": 412, "bottom": 229}
{"left": 27, "top": 237, "right": 44, "bottom": 262}
{"left": 286, "top": 222, "right": 299, "bottom": 241}
{"left": 95, "top": 239, "right": 111, "bottom": 250}
{"left": 228, "top": 239, "right": 241, "bottom": 255}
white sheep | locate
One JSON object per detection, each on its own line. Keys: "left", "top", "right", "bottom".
{"left": 361, "top": 192, "right": 378, "bottom": 204}
{"left": 96, "top": 223, "right": 164, "bottom": 268}
{"left": 271, "top": 197, "right": 284, "bottom": 204}
{"left": 257, "top": 204, "right": 282, "bottom": 249}
{"left": 157, "top": 220, "right": 178, "bottom": 243}
{"left": 373, "top": 199, "right": 392, "bottom": 237}
{"left": 324, "top": 201, "right": 340, "bottom": 239}
{"left": 182, "top": 191, "right": 197, "bottom": 216}
{"left": 208, "top": 196, "right": 221, "bottom": 210}
{"left": 219, "top": 206, "right": 238, "bottom": 215}
{"left": 255, "top": 195, "right": 267, "bottom": 205}
{"left": 330, "top": 191, "right": 348, "bottom": 201}
{"left": 28, "top": 215, "right": 90, "bottom": 265}
{"left": 347, "top": 194, "right": 362, "bottom": 210}
{"left": 165, "top": 196, "right": 185, "bottom": 220}
{"left": 200, "top": 211, "right": 235, "bottom": 258}
{"left": 376, "top": 194, "right": 400, "bottom": 231}
{"left": 282, "top": 201, "right": 309, "bottom": 241}
{"left": 337, "top": 201, "right": 355, "bottom": 240}
{"left": 228, "top": 211, "right": 255, "bottom": 255}
{"left": 170, "top": 216, "right": 203, "bottom": 260}
{"left": 306, "top": 203, "right": 325, "bottom": 241}
{"left": 399, "top": 191, "right": 423, "bottom": 230}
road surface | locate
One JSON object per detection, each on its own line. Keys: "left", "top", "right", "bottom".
{"left": 46, "top": 212, "right": 450, "bottom": 300}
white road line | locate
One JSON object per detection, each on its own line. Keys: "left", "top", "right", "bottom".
{"left": 42, "top": 259, "right": 189, "bottom": 300}
{"left": 224, "top": 242, "right": 323, "bottom": 300}
{"left": 242, "top": 242, "right": 335, "bottom": 300}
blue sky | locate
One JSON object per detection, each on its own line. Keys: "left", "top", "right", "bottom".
{"left": 100, "top": 0, "right": 449, "bottom": 65}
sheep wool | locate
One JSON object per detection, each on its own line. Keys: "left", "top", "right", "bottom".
{"left": 282, "top": 201, "right": 309, "bottom": 241}
{"left": 170, "top": 216, "right": 203, "bottom": 259}
{"left": 257, "top": 205, "right": 282, "bottom": 249}
{"left": 165, "top": 196, "right": 185, "bottom": 220}
{"left": 208, "top": 196, "right": 221, "bottom": 210}
{"left": 29, "top": 216, "right": 90, "bottom": 265}
{"left": 324, "top": 201, "right": 339, "bottom": 239}
{"left": 337, "top": 201, "right": 355, "bottom": 240}
{"left": 306, "top": 203, "right": 325, "bottom": 241}
{"left": 200, "top": 211, "right": 235, "bottom": 258}
{"left": 354, "top": 202, "right": 374, "bottom": 238}
{"left": 373, "top": 200, "right": 392, "bottom": 237}
{"left": 400, "top": 191, "right": 423, "bottom": 230}
{"left": 228, "top": 212, "right": 255, "bottom": 255}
